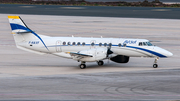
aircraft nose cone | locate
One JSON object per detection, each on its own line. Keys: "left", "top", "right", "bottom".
{"left": 155, "top": 46, "right": 173, "bottom": 57}
{"left": 161, "top": 49, "right": 173, "bottom": 57}
{"left": 166, "top": 51, "right": 173, "bottom": 57}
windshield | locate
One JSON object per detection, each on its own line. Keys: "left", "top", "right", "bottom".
{"left": 139, "top": 41, "right": 153, "bottom": 46}
{"left": 146, "top": 42, "right": 153, "bottom": 46}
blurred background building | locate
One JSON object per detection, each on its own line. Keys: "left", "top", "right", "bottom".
{"left": 31, "top": 0, "right": 179, "bottom": 3}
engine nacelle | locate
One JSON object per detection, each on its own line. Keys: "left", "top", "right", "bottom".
{"left": 110, "top": 55, "right": 129, "bottom": 63}
{"left": 78, "top": 48, "right": 107, "bottom": 62}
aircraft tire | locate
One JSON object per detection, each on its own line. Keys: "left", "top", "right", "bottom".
{"left": 80, "top": 64, "right": 86, "bottom": 69}
{"left": 98, "top": 61, "right": 104, "bottom": 66}
{"left": 153, "top": 64, "right": 158, "bottom": 68}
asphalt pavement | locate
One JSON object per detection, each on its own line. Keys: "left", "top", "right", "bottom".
{"left": 0, "top": 14, "right": 180, "bottom": 100}
{"left": 0, "top": 4, "right": 180, "bottom": 100}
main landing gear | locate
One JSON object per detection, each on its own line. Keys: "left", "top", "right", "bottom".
{"left": 153, "top": 57, "right": 159, "bottom": 68}
{"left": 79, "top": 61, "right": 86, "bottom": 69}
{"left": 79, "top": 61, "right": 104, "bottom": 69}
{"left": 97, "top": 61, "right": 104, "bottom": 66}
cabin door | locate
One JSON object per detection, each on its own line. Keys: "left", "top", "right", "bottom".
{"left": 90, "top": 40, "right": 96, "bottom": 49}
{"left": 56, "top": 40, "right": 62, "bottom": 52}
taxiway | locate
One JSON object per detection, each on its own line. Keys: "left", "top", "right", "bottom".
{"left": 0, "top": 14, "right": 180, "bottom": 100}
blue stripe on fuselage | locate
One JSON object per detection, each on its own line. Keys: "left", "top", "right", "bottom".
{"left": 126, "top": 46, "right": 166, "bottom": 58}
{"left": 31, "top": 31, "right": 49, "bottom": 51}
{"left": 48, "top": 44, "right": 166, "bottom": 57}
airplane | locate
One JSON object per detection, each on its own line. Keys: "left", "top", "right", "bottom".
{"left": 8, "top": 15, "right": 173, "bottom": 69}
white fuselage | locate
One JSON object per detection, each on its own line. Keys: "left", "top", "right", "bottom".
{"left": 17, "top": 36, "right": 173, "bottom": 60}
{"left": 8, "top": 15, "right": 173, "bottom": 68}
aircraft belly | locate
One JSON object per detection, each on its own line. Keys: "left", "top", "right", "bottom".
{"left": 53, "top": 52, "right": 71, "bottom": 58}
{"left": 80, "top": 57, "right": 96, "bottom": 62}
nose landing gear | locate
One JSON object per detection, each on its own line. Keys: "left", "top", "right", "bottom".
{"left": 153, "top": 57, "right": 159, "bottom": 68}
{"left": 153, "top": 64, "right": 158, "bottom": 68}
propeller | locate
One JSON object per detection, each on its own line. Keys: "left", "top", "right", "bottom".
{"left": 107, "top": 48, "right": 113, "bottom": 57}
{"left": 106, "top": 46, "right": 113, "bottom": 63}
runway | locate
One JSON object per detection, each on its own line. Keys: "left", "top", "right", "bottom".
{"left": 0, "top": 14, "right": 180, "bottom": 100}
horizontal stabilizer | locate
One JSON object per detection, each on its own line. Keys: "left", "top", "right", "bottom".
{"left": 15, "top": 31, "right": 33, "bottom": 34}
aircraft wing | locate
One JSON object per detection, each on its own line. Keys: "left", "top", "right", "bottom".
{"left": 69, "top": 52, "right": 93, "bottom": 58}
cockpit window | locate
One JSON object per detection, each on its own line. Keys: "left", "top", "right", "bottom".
{"left": 139, "top": 42, "right": 142, "bottom": 46}
{"left": 146, "top": 42, "right": 153, "bottom": 46}
{"left": 139, "top": 41, "right": 153, "bottom": 46}
{"left": 143, "top": 42, "right": 147, "bottom": 46}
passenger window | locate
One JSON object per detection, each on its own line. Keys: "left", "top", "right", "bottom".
{"left": 99, "top": 43, "right": 102, "bottom": 47}
{"left": 63, "top": 42, "right": 66, "bottom": 45}
{"left": 123, "top": 44, "right": 126, "bottom": 47}
{"left": 118, "top": 43, "right": 121, "bottom": 47}
{"left": 77, "top": 42, "right": 81, "bottom": 46}
{"left": 104, "top": 43, "right": 107, "bottom": 47}
{"left": 108, "top": 43, "right": 112, "bottom": 47}
{"left": 72, "top": 42, "right": 76, "bottom": 46}
{"left": 91, "top": 42, "right": 95, "bottom": 46}
{"left": 67, "top": 42, "right": 71, "bottom": 45}
{"left": 139, "top": 42, "right": 142, "bottom": 46}
{"left": 82, "top": 42, "right": 85, "bottom": 46}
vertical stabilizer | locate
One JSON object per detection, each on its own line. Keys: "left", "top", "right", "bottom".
{"left": 8, "top": 16, "right": 31, "bottom": 33}
{"left": 8, "top": 16, "right": 49, "bottom": 51}
{"left": 8, "top": 16, "right": 36, "bottom": 43}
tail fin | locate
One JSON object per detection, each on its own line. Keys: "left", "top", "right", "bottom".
{"left": 8, "top": 16, "right": 32, "bottom": 33}
{"left": 8, "top": 16, "right": 49, "bottom": 53}
{"left": 8, "top": 16, "right": 37, "bottom": 43}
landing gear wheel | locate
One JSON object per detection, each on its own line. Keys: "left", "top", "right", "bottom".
{"left": 97, "top": 61, "right": 104, "bottom": 66}
{"left": 79, "top": 64, "right": 86, "bottom": 69}
{"left": 153, "top": 57, "right": 159, "bottom": 68}
{"left": 153, "top": 64, "right": 158, "bottom": 68}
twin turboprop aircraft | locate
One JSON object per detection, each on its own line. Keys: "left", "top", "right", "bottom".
{"left": 8, "top": 16, "right": 173, "bottom": 69}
